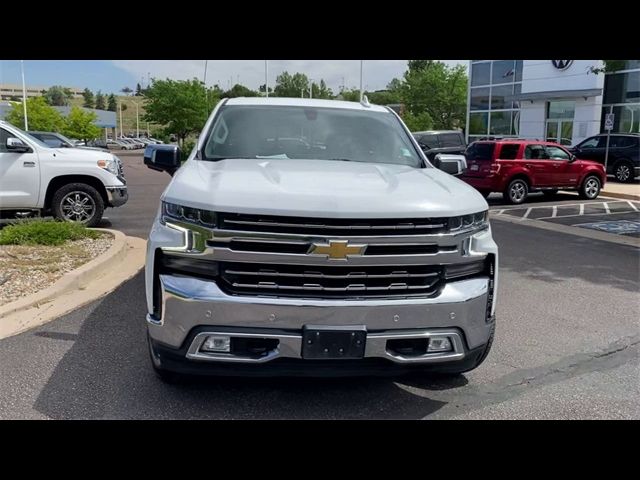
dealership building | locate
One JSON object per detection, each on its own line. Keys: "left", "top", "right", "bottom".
{"left": 465, "top": 60, "right": 640, "bottom": 146}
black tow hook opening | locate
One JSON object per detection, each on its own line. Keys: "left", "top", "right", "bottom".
{"left": 231, "top": 338, "right": 279, "bottom": 358}
{"left": 387, "top": 338, "right": 429, "bottom": 357}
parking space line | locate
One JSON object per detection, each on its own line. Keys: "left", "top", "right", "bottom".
{"left": 521, "top": 208, "right": 532, "bottom": 220}
{"left": 628, "top": 201, "right": 639, "bottom": 212}
{"left": 580, "top": 204, "right": 585, "bottom": 215}
{"left": 603, "top": 202, "right": 610, "bottom": 214}
{"left": 535, "top": 210, "right": 639, "bottom": 220}
{"left": 551, "top": 206, "right": 557, "bottom": 218}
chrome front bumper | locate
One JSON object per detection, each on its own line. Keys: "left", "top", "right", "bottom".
{"left": 147, "top": 274, "right": 493, "bottom": 364}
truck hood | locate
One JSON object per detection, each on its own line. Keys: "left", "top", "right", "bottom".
{"left": 163, "top": 159, "right": 488, "bottom": 218}
{"left": 49, "top": 147, "right": 114, "bottom": 161}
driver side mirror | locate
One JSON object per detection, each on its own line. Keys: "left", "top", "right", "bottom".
{"left": 434, "top": 153, "right": 466, "bottom": 176}
{"left": 568, "top": 153, "right": 577, "bottom": 163}
{"left": 6, "top": 137, "right": 32, "bottom": 153}
{"left": 144, "top": 144, "right": 181, "bottom": 175}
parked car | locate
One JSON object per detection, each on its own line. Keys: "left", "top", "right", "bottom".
{"left": 148, "top": 137, "right": 164, "bottom": 144}
{"left": 28, "top": 131, "right": 109, "bottom": 152}
{"left": 569, "top": 133, "right": 639, "bottom": 183}
{"left": 118, "top": 137, "right": 145, "bottom": 149}
{"left": 0, "top": 121, "right": 127, "bottom": 226}
{"left": 412, "top": 130, "right": 467, "bottom": 161}
{"left": 460, "top": 140, "right": 606, "bottom": 204}
{"left": 107, "top": 139, "right": 134, "bottom": 150}
{"left": 141, "top": 97, "right": 498, "bottom": 382}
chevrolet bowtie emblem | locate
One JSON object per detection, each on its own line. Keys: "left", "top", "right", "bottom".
{"left": 310, "top": 240, "right": 366, "bottom": 260}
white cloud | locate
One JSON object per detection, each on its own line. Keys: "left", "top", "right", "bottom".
{"left": 112, "top": 60, "right": 468, "bottom": 92}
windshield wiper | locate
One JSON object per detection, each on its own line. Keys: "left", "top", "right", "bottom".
{"left": 205, "top": 155, "right": 255, "bottom": 162}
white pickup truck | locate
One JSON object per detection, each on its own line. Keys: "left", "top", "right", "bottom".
{"left": 143, "top": 98, "right": 498, "bottom": 381}
{"left": 0, "top": 121, "right": 128, "bottom": 226}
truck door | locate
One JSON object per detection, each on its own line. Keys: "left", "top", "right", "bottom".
{"left": 0, "top": 127, "right": 41, "bottom": 208}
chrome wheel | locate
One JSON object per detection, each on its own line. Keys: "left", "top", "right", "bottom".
{"left": 60, "top": 191, "right": 96, "bottom": 222}
{"left": 509, "top": 181, "right": 526, "bottom": 203}
{"left": 584, "top": 177, "right": 600, "bottom": 199}
{"left": 615, "top": 164, "right": 631, "bottom": 182}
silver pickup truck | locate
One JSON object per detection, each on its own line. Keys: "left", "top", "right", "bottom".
{"left": 143, "top": 97, "right": 498, "bottom": 381}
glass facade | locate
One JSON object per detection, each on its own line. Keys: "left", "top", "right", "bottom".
{"left": 602, "top": 66, "right": 640, "bottom": 134}
{"left": 467, "top": 60, "right": 522, "bottom": 142}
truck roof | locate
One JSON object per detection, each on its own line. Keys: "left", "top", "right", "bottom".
{"left": 224, "top": 97, "right": 390, "bottom": 113}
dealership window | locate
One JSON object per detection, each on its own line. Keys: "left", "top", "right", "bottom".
{"left": 471, "top": 62, "right": 491, "bottom": 87}
{"left": 604, "top": 71, "right": 640, "bottom": 104}
{"left": 468, "top": 60, "right": 521, "bottom": 141}
{"left": 491, "top": 61, "right": 516, "bottom": 85}
{"left": 600, "top": 104, "right": 640, "bottom": 134}
{"left": 469, "top": 112, "right": 488, "bottom": 135}
{"left": 470, "top": 87, "right": 490, "bottom": 110}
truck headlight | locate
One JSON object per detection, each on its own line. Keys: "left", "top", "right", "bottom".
{"left": 97, "top": 159, "right": 118, "bottom": 175}
{"left": 161, "top": 201, "right": 217, "bottom": 227}
{"left": 448, "top": 211, "right": 488, "bottom": 232}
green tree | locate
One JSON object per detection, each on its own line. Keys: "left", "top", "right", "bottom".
{"left": 121, "top": 86, "right": 133, "bottom": 96}
{"left": 143, "top": 78, "right": 213, "bottom": 147}
{"left": 44, "top": 85, "right": 73, "bottom": 106}
{"left": 310, "top": 79, "right": 333, "bottom": 99}
{"left": 61, "top": 106, "right": 101, "bottom": 143}
{"left": 258, "top": 84, "right": 273, "bottom": 94}
{"left": 221, "top": 83, "right": 259, "bottom": 98}
{"left": 136, "top": 83, "right": 142, "bottom": 96}
{"left": 273, "top": 72, "right": 310, "bottom": 98}
{"left": 6, "top": 97, "right": 65, "bottom": 131}
{"left": 107, "top": 94, "right": 117, "bottom": 111}
{"left": 367, "top": 89, "right": 401, "bottom": 105}
{"left": 337, "top": 88, "right": 361, "bottom": 102}
{"left": 82, "top": 88, "right": 95, "bottom": 108}
{"left": 94, "top": 91, "right": 106, "bottom": 110}
{"left": 400, "top": 111, "right": 434, "bottom": 131}
{"left": 399, "top": 60, "right": 468, "bottom": 129}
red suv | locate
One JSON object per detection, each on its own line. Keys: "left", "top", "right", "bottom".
{"left": 460, "top": 140, "right": 606, "bottom": 204}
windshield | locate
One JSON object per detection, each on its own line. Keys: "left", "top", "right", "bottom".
{"left": 9, "top": 127, "right": 51, "bottom": 149}
{"left": 202, "top": 105, "right": 424, "bottom": 168}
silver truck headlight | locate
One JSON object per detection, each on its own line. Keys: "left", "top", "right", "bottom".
{"left": 448, "top": 210, "right": 488, "bottom": 232}
{"left": 161, "top": 201, "right": 217, "bottom": 227}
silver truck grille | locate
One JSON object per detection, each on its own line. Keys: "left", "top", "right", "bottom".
{"left": 218, "top": 212, "right": 448, "bottom": 236}
{"left": 219, "top": 262, "right": 443, "bottom": 298}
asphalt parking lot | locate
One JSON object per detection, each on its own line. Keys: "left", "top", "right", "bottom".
{"left": 0, "top": 154, "right": 638, "bottom": 419}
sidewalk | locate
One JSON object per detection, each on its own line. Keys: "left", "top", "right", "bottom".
{"left": 601, "top": 181, "right": 640, "bottom": 201}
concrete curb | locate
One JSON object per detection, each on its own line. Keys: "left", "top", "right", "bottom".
{"left": 600, "top": 190, "right": 640, "bottom": 202}
{"left": 0, "top": 229, "right": 146, "bottom": 340}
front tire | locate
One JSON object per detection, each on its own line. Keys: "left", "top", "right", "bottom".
{"left": 614, "top": 160, "right": 634, "bottom": 183}
{"left": 504, "top": 178, "right": 529, "bottom": 205}
{"left": 579, "top": 175, "right": 601, "bottom": 200}
{"left": 51, "top": 183, "right": 104, "bottom": 227}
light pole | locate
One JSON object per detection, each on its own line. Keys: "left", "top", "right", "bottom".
{"left": 20, "top": 60, "right": 28, "bottom": 130}
{"left": 308, "top": 79, "right": 313, "bottom": 99}
{"left": 265, "top": 60, "right": 269, "bottom": 98}
{"left": 359, "top": 60, "right": 364, "bottom": 102}
{"left": 118, "top": 102, "right": 123, "bottom": 138}
{"left": 132, "top": 101, "right": 139, "bottom": 138}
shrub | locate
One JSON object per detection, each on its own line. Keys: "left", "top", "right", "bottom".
{"left": 0, "top": 220, "right": 100, "bottom": 246}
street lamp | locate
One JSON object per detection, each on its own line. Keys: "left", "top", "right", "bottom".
{"left": 131, "top": 100, "right": 139, "bottom": 138}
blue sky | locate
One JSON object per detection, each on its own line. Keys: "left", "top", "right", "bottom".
{"left": 1, "top": 60, "right": 467, "bottom": 95}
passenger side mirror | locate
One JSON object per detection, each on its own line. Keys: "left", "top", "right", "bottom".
{"left": 434, "top": 153, "right": 466, "bottom": 176}
{"left": 144, "top": 144, "right": 181, "bottom": 175}
{"left": 6, "top": 137, "right": 31, "bottom": 153}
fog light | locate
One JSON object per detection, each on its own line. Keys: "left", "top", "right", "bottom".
{"left": 202, "top": 335, "right": 231, "bottom": 352}
{"left": 427, "top": 336, "right": 452, "bottom": 352}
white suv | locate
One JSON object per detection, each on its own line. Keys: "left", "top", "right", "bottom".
{"left": 0, "top": 121, "right": 128, "bottom": 226}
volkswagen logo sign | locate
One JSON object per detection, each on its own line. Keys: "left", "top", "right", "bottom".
{"left": 552, "top": 60, "right": 573, "bottom": 70}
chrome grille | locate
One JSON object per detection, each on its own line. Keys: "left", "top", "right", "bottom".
{"left": 218, "top": 213, "right": 448, "bottom": 236}
{"left": 219, "top": 262, "right": 443, "bottom": 298}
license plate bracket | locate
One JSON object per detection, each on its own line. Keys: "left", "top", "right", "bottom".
{"left": 301, "top": 325, "right": 367, "bottom": 360}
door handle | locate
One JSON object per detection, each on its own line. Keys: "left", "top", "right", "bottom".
{"left": 23, "top": 161, "right": 36, "bottom": 167}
